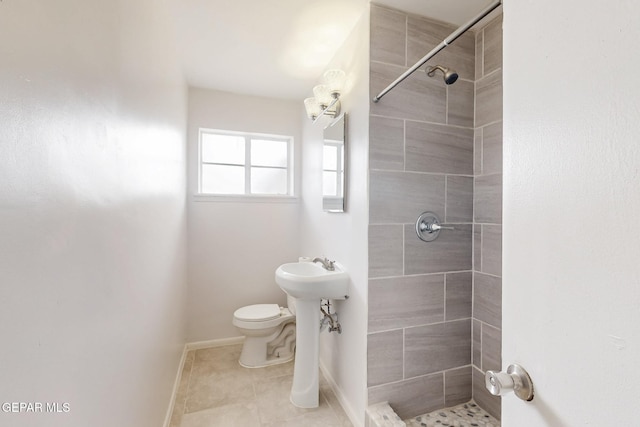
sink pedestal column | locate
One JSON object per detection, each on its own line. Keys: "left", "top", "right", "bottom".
{"left": 290, "top": 297, "right": 320, "bottom": 408}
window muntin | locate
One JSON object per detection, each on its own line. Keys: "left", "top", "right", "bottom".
{"left": 199, "top": 129, "right": 293, "bottom": 197}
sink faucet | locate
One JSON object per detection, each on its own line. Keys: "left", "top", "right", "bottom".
{"left": 312, "top": 257, "right": 335, "bottom": 271}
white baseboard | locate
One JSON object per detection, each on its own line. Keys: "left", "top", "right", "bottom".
{"left": 185, "top": 336, "right": 245, "bottom": 350}
{"left": 320, "top": 361, "right": 363, "bottom": 427}
{"left": 163, "top": 337, "right": 245, "bottom": 427}
{"left": 162, "top": 346, "right": 188, "bottom": 427}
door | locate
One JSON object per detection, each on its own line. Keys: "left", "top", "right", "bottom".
{"left": 502, "top": 1, "right": 640, "bottom": 425}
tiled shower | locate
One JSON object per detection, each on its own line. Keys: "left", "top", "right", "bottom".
{"left": 366, "top": 4, "right": 503, "bottom": 421}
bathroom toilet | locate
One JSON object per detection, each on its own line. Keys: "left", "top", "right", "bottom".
{"left": 232, "top": 295, "right": 296, "bottom": 368}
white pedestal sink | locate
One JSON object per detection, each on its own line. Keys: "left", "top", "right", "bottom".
{"left": 275, "top": 260, "right": 349, "bottom": 408}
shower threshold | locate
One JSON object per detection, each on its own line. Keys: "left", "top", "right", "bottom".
{"left": 405, "top": 400, "right": 499, "bottom": 427}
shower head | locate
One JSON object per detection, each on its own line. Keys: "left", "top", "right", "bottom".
{"left": 426, "top": 65, "right": 459, "bottom": 85}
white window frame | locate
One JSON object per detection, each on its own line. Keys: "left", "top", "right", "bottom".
{"left": 196, "top": 128, "right": 296, "bottom": 202}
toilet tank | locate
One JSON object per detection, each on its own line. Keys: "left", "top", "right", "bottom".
{"left": 286, "top": 294, "right": 296, "bottom": 316}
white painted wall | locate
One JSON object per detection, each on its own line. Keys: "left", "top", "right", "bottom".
{"left": 186, "top": 88, "right": 302, "bottom": 341}
{"left": 503, "top": 1, "right": 640, "bottom": 424}
{"left": 0, "top": 1, "right": 187, "bottom": 427}
{"left": 299, "top": 9, "right": 370, "bottom": 426}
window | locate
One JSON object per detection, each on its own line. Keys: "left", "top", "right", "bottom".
{"left": 198, "top": 129, "right": 294, "bottom": 197}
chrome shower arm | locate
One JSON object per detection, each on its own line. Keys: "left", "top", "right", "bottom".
{"left": 372, "top": 0, "right": 502, "bottom": 103}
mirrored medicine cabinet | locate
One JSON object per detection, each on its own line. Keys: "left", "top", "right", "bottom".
{"left": 322, "top": 113, "right": 347, "bottom": 212}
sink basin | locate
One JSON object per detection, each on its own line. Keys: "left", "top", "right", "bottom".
{"left": 275, "top": 262, "right": 349, "bottom": 300}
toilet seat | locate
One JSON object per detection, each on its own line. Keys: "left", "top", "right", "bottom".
{"left": 233, "top": 305, "right": 294, "bottom": 331}
{"left": 234, "top": 304, "right": 281, "bottom": 322}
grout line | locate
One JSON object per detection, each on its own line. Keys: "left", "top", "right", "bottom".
{"left": 370, "top": 59, "right": 409, "bottom": 68}
{"left": 479, "top": 126, "right": 484, "bottom": 175}
{"left": 401, "top": 223, "right": 405, "bottom": 276}
{"left": 372, "top": 317, "right": 474, "bottom": 336}
{"left": 402, "top": 119, "right": 406, "bottom": 172}
{"left": 444, "top": 175, "right": 448, "bottom": 222}
{"left": 446, "top": 84, "right": 449, "bottom": 125}
{"left": 370, "top": 168, "right": 475, "bottom": 178}
{"left": 404, "top": 116, "right": 475, "bottom": 130}
{"left": 479, "top": 118, "right": 503, "bottom": 127}
{"left": 471, "top": 276, "right": 476, "bottom": 356}
{"left": 480, "top": 224, "right": 484, "bottom": 272}
{"left": 402, "top": 328, "right": 406, "bottom": 380}
{"left": 404, "top": 14, "right": 408, "bottom": 67}
{"left": 443, "top": 273, "right": 447, "bottom": 321}
{"left": 370, "top": 270, "right": 472, "bottom": 281}
{"left": 369, "top": 326, "right": 406, "bottom": 335}
{"left": 378, "top": 364, "right": 476, "bottom": 388}
{"left": 473, "top": 78, "right": 477, "bottom": 131}
{"left": 479, "top": 321, "right": 501, "bottom": 332}
{"left": 481, "top": 67, "right": 501, "bottom": 80}
{"left": 480, "top": 322, "right": 484, "bottom": 371}
{"left": 369, "top": 113, "right": 475, "bottom": 130}
{"left": 372, "top": 221, "right": 475, "bottom": 226}
{"left": 403, "top": 318, "right": 471, "bottom": 332}
{"left": 370, "top": 169, "right": 474, "bottom": 178}
{"left": 474, "top": 271, "right": 502, "bottom": 280}
{"left": 481, "top": 28, "right": 485, "bottom": 78}
{"left": 442, "top": 370, "right": 447, "bottom": 403}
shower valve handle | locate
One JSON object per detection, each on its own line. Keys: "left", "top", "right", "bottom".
{"left": 421, "top": 222, "right": 454, "bottom": 232}
{"left": 415, "top": 212, "right": 453, "bottom": 242}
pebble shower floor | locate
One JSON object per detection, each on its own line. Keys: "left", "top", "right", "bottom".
{"left": 405, "top": 401, "right": 500, "bottom": 427}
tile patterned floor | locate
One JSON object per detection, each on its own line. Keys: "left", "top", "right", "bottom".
{"left": 405, "top": 401, "right": 500, "bottom": 427}
{"left": 168, "top": 344, "right": 353, "bottom": 427}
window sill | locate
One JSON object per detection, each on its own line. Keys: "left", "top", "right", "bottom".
{"left": 192, "top": 194, "right": 299, "bottom": 204}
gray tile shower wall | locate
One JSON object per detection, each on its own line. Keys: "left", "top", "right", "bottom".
{"left": 367, "top": 4, "right": 504, "bottom": 422}
{"left": 367, "top": 4, "right": 476, "bottom": 420}
{"left": 472, "top": 14, "right": 503, "bottom": 420}
{"left": 404, "top": 122, "right": 474, "bottom": 175}
{"left": 368, "top": 274, "right": 445, "bottom": 333}
{"left": 407, "top": 15, "right": 475, "bottom": 80}
{"left": 370, "top": 61, "right": 447, "bottom": 122}
{"left": 404, "top": 319, "right": 471, "bottom": 377}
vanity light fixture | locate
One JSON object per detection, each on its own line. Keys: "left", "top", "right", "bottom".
{"left": 303, "top": 69, "right": 345, "bottom": 123}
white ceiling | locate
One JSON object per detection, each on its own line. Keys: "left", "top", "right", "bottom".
{"left": 171, "top": 0, "right": 496, "bottom": 100}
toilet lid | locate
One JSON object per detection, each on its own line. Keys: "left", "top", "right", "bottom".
{"left": 234, "top": 304, "right": 281, "bottom": 322}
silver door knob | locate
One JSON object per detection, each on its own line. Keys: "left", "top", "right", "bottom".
{"left": 485, "top": 364, "right": 534, "bottom": 401}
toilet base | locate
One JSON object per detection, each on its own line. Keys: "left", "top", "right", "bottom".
{"left": 239, "top": 351, "right": 294, "bottom": 368}
{"left": 237, "top": 321, "right": 296, "bottom": 368}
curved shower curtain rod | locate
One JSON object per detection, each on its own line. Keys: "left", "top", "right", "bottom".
{"left": 372, "top": 0, "right": 502, "bottom": 103}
